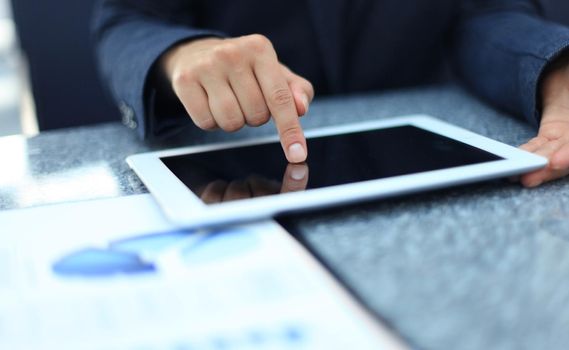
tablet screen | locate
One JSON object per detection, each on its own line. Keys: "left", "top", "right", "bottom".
{"left": 161, "top": 125, "right": 502, "bottom": 204}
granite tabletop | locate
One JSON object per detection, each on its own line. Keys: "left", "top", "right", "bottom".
{"left": 2, "top": 84, "right": 569, "bottom": 350}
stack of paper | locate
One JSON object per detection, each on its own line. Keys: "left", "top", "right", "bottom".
{"left": 0, "top": 195, "right": 406, "bottom": 350}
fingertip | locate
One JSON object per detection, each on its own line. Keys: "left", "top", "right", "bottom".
{"left": 550, "top": 158, "right": 564, "bottom": 171}
{"left": 275, "top": 114, "right": 307, "bottom": 163}
{"left": 287, "top": 143, "right": 307, "bottom": 163}
{"left": 550, "top": 149, "right": 569, "bottom": 170}
{"left": 527, "top": 181, "right": 543, "bottom": 188}
{"left": 520, "top": 175, "right": 543, "bottom": 188}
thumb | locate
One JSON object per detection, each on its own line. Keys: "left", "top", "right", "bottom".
{"left": 289, "top": 82, "right": 311, "bottom": 117}
{"left": 282, "top": 66, "right": 314, "bottom": 116}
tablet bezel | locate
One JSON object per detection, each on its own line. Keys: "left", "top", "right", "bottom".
{"left": 127, "top": 115, "right": 547, "bottom": 228}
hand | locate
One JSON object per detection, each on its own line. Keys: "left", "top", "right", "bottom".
{"left": 519, "top": 119, "right": 569, "bottom": 187}
{"left": 520, "top": 55, "right": 569, "bottom": 187}
{"left": 198, "top": 163, "right": 309, "bottom": 204}
{"left": 161, "top": 35, "right": 314, "bottom": 163}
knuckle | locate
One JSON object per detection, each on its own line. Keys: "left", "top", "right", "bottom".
{"left": 195, "top": 118, "right": 216, "bottom": 131}
{"left": 269, "top": 88, "right": 293, "bottom": 107}
{"left": 172, "top": 68, "right": 198, "bottom": 87}
{"left": 244, "top": 34, "right": 273, "bottom": 53}
{"left": 193, "top": 57, "right": 216, "bottom": 74}
{"left": 216, "top": 99, "right": 244, "bottom": 131}
{"left": 212, "top": 42, "right": 242, "bottom": 64}
{"left": 247, "top": 109, "right": 271, "bottom": 126}
{"left": 220, "top": 116, "right": 244, "bottom": 132}
{"left": 218, "top": 99, "right": 237, "bottom": 116}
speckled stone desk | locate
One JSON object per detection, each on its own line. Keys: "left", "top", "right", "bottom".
{"left": 2, "top": 85, "right": 569, "bottom": 350}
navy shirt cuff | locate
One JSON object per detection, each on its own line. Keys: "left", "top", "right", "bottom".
{"left": 524, "top": 42, "right": 569, "bottom": 127}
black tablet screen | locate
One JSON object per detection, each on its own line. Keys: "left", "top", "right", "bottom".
{"left": 161, "top": 126, "right": 502, "bottom": 204}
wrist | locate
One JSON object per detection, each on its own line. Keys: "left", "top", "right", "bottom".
{"left": 540, "top": 52, "right": 569, "bottom": 124}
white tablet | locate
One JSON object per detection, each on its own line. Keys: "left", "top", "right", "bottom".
{"left": 128, "top": 115, "right": 546, "bottom": 228}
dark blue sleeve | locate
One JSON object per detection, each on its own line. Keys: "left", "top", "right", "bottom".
{"left": 92, "top": 0, "right": 224, "bottom": 139}
{"left": 453, "top": 0, "right": 569, "bottom": 127}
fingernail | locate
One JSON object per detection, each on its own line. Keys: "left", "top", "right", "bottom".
{"left": 290, "top": 166, "right": 307, "bottom": 180}
{"left": 287, "top": 143, "right": 307, "bottom": 163}
{"left": 302, "top": 94, "right": 309, "bottom": 114}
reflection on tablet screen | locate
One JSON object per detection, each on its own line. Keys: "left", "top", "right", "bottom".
{"left": 161, "top": 126, "right": 502, "bottom": 204}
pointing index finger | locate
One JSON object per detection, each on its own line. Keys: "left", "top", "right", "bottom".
{"left": 253, "top": 54, "right": 307, "bottom": 163}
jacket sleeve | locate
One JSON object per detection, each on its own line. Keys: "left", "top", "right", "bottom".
{"left": 92, "top": 0, "right": 225, "bottom": 139}
{"left": 453, "top": 0, "right": 569, "bottom": 127}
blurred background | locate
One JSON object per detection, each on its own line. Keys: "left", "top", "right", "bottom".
{"left": 0, "top": 0, "right": 120, "bottom": 138}
{"left": 0, "top": 0, "right": 20, "bottom": 136}
{"left": 0, "top": 1, "right": 567, "bottom": 138}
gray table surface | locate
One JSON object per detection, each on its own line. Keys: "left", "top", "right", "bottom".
{"left": 2, "top": 84, "right": 569, "bottom": 350}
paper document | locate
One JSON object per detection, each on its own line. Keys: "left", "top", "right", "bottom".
{"left": 0, "top": 195, "right": 407, "bottom": 350}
